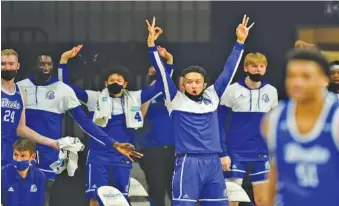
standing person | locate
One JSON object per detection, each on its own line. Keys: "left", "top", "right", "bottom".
{"left": 139, "top": 47, "right": 175, "bottom": 206}
{"left": 219, "top": 52, "right": 278, "bottom": 206}
{"left": 1, "top": 48, "right": 59, "bottom": 167}
{"left": 2, "top": 138, "right": 46, "bottom": 206}
{"left": 16, "top": 46, "right": 140, "bottom": 206}
{"left": 58, "top": 46, "right": 168, "bottom": 206}
{"left": 262, "top": 48, "right": 339, "bottom": 206}
{"left": 146, "top": 15, "right": 253, "bottom": 205}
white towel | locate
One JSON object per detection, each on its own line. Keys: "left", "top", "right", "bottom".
{"left": 93, "top": 88, "right": 112, "bottom": 127}
{"left": 123, "top": 90, "right": 143, "bottom": 129}
{"left": 49, "top": 137, "right": 85, "bottom": 177}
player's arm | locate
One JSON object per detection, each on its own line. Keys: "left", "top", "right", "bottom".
{"left": 58, "top": 45, "right": 89, "bottom": 103}
{"left": 218, "top": 87, "right": 234, "bottom": 171}
{"left": 65, "top": 88, "right": 143, "bottom": 160}
{"left": 16, "top": 89, "right": 59, "bottom": 150}
{"left": 146, "top": 17, "right": 178, "bottom": 103}
{"left": 213, "top": 15, "right": 254, "bottom": 97}
{"left": 261, "top": 110, "right": 278, "bottom": 206}
{"left": 141, "top": 48, "right": 175, "bottom": 104}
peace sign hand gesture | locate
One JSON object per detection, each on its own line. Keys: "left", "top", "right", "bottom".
{"left": 145, "top": 17, "right": 163, "bottom": 47}
{"left": 236, "top": 15, "right": 255, "bottom": 44}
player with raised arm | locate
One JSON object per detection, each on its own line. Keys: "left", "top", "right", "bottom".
{"left": 15, "top": 47, "right": 139, "bottom": 206}
{"left": 261, "top": 48, "right": 339, "bottom": 206}
{"left": 146, "top": 15, "right": 253, "bottom": 205}
{"left": 1, "top": 49, "right": 59, "bottom": 167}
{"left": 58, "top": 43, "right": 172, "bottom": 206}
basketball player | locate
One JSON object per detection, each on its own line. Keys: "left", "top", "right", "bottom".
{"left": 146, "top": 15, "right": 253, "bottom": 205}
{"left": 219, "top": 52, "right": 278, "bottom": 206}
{"left": 262, "top": 48, "right": 339, "bottom": 206}
{"left": 1, "top": 49, "right": 59, "bottom": 167}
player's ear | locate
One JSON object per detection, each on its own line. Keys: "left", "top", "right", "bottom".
{"left": 123, "top": 81, "right": 128, "bottom": 89}
{"left": 17, "top": 63, "right": 20, "bottom": 71}
{"left": 203, "top": 83, "right": 207, "bottom": 89}
{"left": 244, "top": 66, "right": 248, "bottom": 73}
{"left": 30, "top": 153, "right": 36, "bottom": 161}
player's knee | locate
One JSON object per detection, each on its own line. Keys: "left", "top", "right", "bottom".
{"left": 89, "top": 198, "right": 99, "bottom": 206}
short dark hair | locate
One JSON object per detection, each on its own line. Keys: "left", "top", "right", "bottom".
{"left": 181, "top": 65, "right": 207, "bottom": 80}
{"left": 286, "top": 48, "right": 330, "bottom": 76}
{"left": 101, "top": 64, "right": 131, "bottom": 83}
{"left": 13, "top": 138, "right": 36, "bottom": 154}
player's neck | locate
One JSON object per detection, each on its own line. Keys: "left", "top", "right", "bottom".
{"left": 295, "top": 93, "right": 325, "bottom": 116}
{"left": 245, "top": 76, "right": 261, "bottom": 89}
{"left": 1, "top": 78, "right": 15, "bottom": 93}
{"left": 17, "top": 168, "right": 30, "bottom": 179}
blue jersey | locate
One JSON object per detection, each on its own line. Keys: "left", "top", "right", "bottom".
{"left": 267, "top": 97, "right": 339, "bottom": 206}
{"left": 139, "top": 94, "right": 174, "bottom": 148}
{"left": 1, "top": 164, "right": 46, "bottom": 206}
{"left": 219, "top": 78, "right": 278, "bottom": 160}
{"left": 1, "top": 84, "right": 24, "bottom": 164}
{"left": 149, "top": 42, "right": 244, "bottom": 155}
{"left": 16, "top": 76, "right": 117, "bottom": 178}
{"left": 58, "top": 63, "right": 168, "bottom": 167}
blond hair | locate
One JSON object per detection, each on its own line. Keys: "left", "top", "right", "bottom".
{"left": 244, "top": 52, "right": 267, "bottom": 67}
{"left": 1, "top": 49, "right": 19, "bottom": 60}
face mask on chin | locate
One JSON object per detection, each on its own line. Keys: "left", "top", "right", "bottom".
{"left": 247, "top": 73, "right": 262, "bottom": 82}
{"left": 1, "top": 70, "right": 17, "bottom": 81}
{"left": 107, "top": 83, "right": 124, "bottom": 95}
{"left": 184, "top": 91, "right": 204, "bottom": 102}
{"left": 34, "top": 70, "right": 51, "bottom": 85}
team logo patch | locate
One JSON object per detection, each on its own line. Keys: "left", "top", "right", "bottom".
{"left": 262, "top": 93, "right": 269, "bottom": 103}
{"left": 45, "top": 91, "right": 55, "bottom": 100}
{"left": 30, "top": 184, "right": 37, "bottom": 192}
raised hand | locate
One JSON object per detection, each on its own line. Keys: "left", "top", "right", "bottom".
{"left": 113, "top": 142, "right": 143, "bottom": 162}
{"left": 236, "top": 14, "right": 254, "bottom": 44}
{"left": 60, "top": 45, "right": 83, "bottom": 63}
{"left": 145, "top": 17, "right": 163, "bottom": 47}
{"left": 157, "top": 45, "right": 173, "bottom": 64}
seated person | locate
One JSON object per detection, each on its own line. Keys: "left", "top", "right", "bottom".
{"left": 1, "top": 138, "right": 45, "bottom": 206}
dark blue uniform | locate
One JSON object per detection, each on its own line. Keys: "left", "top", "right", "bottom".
{"left": 1, "top": 84, "right": 24, "bottom": 166}
{"left": 1, "top": 164, "right": 46, "bottom": 206}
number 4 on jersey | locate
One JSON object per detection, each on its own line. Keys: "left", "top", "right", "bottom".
{"left": 134, "top": 112, "right": 142, "bottom": 122}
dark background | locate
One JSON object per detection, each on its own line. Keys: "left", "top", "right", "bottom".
{"left": 2, "top": 2, "right": 338, "bottom": 206}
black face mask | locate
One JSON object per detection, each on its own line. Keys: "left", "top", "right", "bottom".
{"left": 247, "top": 73, "right": 262, "bottom": 82}
{"left": 185, "top": 91, "right": 203, "bottom": 102}
{"left": 34, "top": 70, "right": 51, "bottom": 85}
{"left": 328, "top": 83, "right": 339, "bottom": 93}
{"left": 1, "top": 70, "right": 17, "bottom": 81}
{"left": 107, "top": 83, "right": 123, "bottom": 95}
